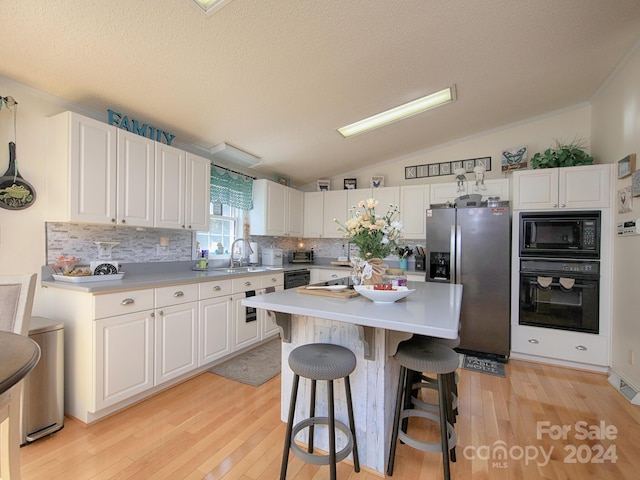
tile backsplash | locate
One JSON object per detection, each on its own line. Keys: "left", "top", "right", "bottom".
{"left": 45, "top": 223, "right": 425, "bottom": 266}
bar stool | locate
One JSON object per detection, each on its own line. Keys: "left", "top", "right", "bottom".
{"left": 387, "top": 340, "right": 459, "bottom": 479}
{"left": 411, "top": 335, "right": 460, "bottom": 422}
{"left": 281, "top": 343, "right": 359, "bottom": 480}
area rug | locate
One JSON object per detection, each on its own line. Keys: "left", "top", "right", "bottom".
{"left": 461, "top": 355, "right": 506, "bottom": 378}
{"left": 209, "top": 338, "right": 281, "bottom": 386}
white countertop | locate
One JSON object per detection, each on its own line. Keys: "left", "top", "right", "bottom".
{"left": 243, "top": 281, "right": 463, "bottom": 339}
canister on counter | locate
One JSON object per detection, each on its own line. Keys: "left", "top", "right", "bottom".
{"left": 383, "top": 268, "right": 407, "bottom": 287}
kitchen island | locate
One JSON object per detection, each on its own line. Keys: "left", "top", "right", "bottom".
{"left": 242, "top": 281, "right": 463, "bottom": 474}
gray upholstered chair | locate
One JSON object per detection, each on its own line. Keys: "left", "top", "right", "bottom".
{"left": 0, "top": 273, "right": 37, "bottom": 480}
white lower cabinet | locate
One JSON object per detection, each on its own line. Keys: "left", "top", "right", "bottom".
{"left": 199, "top": 295, "right": 233, "bottom": 365}
{"left": 153, "top": 301, "right": 198, "bottom": 385}
{"left": 511, "top": 324, "right": 609, "bottom": 367}
{"left": 50, "top": 272, "right": 284, "bottom": 423}
{"left": 311, "top": 268, "right": 351, "bottom": 284}
{"left": 94, "top": 311, "right": 154, "bottom": 412}
{"left": 259, "top": 272, "right": 284, "bottom": 339}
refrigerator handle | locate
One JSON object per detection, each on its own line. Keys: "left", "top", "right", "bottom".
{"left": 455, "top": 225, "right": 462, "bottom": 283}
{"left": 450, "top": 225, "right": 456, "bottom": 284}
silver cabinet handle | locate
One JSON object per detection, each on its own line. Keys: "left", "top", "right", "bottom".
{"left": 331, "top": 274, "right": 338, "bottom": 278}
{"left": 151, "top": 312, "right": 155, "bottom": 317}
{"left": 120, "top": 298, "right": 135, "bottom": 305}
{"left": 553, "top": 204, "right": 558, "bottom": 208}
{"left": 528, "top": 338, "right": 539, "bottom": 344}
{"left": 270, "top": 277, "right": 277, "bottom": 283}
{"left": 159, "top": 310, "right": 164, "bottom": 316}
{"left": 245, "top": 281, "right": 252, "bottom": 286}
{"left": 173, "top": 291, "right": 184, "bottom": 297}
{"left": 213, "top": 285, "right": 222, "bottom": 291}
{"left": 575, "top": 345, "right": 587, "bottom": 351}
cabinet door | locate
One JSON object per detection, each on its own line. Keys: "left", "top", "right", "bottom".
{"left": 323, "top": 190, "right": 348, "bottom": 238}
{"left": 155, "top": 143, "right": 186, "bottom": 228}
{"left": 233, "top": 294, "right": 260, "bottom": 350}
{"left": 286, "top": 188, "right": 304, "bottom": 236}
{"left": 318, "top": 268, "right": 350, "bottom": 282}
{"left": 512, "top": 169, "right": 558, "bottom": 210}
{"left": 69, "top": 113, "right": 118, "bottom": 224}
{"left": 561, "top": 164, "right": 611, "bottom": 209}
{"left": 94, "top": 311, "right": 154, "bottom": 411}
{"left": 303, "top": 192, "right": 324, "bottom": 237}
{"left": 199, "top": 296, "right": 232, "bottom": 365}
{"left": 185, "top": 153, "right": 211, "bottom": 231}
{"left": 250, "top": 179, "right": 286, "bottom": 235}
{"left": 373, "top": 186, "right": 400, "bottom": 212}
{"left": 154, "top": 302, "right": 198, "bottom": 385}
{"left": 430, "top": 183, "right": 466, "bottom": 205}
{"left": 348, "top": 188, "right": 371, "bottom": 216}
{"left": 116, "top": 130, "right": 155, "bottom": 227}
{"left": 400, "top": 185, "right": 430, "bottom": 238}
{"left": 261, "top": 286, "right": 284, "bottom": 338}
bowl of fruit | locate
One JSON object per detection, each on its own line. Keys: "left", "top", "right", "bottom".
{"left": 354, "top": 284, "right": 415, "bottom": 304}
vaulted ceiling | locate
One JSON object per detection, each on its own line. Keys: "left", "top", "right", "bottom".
{"left": 2, "top": 1, "right": 640, "bottom": 186}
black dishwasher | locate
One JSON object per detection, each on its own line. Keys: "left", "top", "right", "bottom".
{"left": 284, "top": 269, "right": 310, "bottom": 289}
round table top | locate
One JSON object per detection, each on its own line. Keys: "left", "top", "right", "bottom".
{"left": 0, "top": 331, "right": 41, "bottom": 395}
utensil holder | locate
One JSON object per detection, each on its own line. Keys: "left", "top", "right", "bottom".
{"left": 415, "top": 256, "right": 426, "bottom": 271}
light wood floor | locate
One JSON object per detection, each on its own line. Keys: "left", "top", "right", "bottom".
{"left": 18, "top": 359, "right": 640, "bottom": 479}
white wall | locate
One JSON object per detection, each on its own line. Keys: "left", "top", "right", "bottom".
{"left": 0, "top": 78, "right": 70, "bottom": 315}
{"left": 308, "top": 105, "right": 593, "bottom": 192}
{"left": 591, "top": 44, "right": 640, "bottom": 389}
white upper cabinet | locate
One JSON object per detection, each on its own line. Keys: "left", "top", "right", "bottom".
{"left": 48, "top": 111, "right": 118, "bottom": 224}
{"left": 48, "top": 111, "right": 210, "bottom": 230}
{"left": 287, "top": 187, "right": 304, "bottom": 236}
{"left": 250, "top": 179, "right": 303, "bottom": 236}
{"left": 322, "top": 190, "right": 348, "bottom": 238}
{"left": 430, "top": 179, "right": 510, "bottom": 205}
{"left": 400, "top": 184, "right": 430, "bottom": 239}
{"left": 185, "top": 153, "right": 211, "bottom": 231}
{"left": 512, "top": 165, "right": 611, "bottom": 210}
{"left": 117, "top": 130, "right": 155, "bottom": 227}
{"left": 154, "top": 143, "right": 186, "bottom": 229}
{"left": 303, "top": 191, "right": 324, "bottom": 237}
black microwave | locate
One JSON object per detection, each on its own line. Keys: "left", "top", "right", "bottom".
{"left": 519, "top": 211, "right": 601, "bottom": 258}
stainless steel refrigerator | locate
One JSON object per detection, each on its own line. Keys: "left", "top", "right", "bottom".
{"left": 425, "top": 204, "right": 511, "bottom": 360}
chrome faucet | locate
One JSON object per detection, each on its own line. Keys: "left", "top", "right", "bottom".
{"left": 229, "top": 238, "right": 254, "bottom": 268}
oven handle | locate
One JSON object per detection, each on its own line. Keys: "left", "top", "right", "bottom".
{"left": 525, "top": 280, "right": 590, "bottom": 289}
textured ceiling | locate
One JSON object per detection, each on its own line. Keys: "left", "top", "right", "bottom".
{"left": 1, "top": 0, "right": 640, "bottom": 186}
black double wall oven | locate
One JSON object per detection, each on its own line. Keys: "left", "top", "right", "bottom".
{"left": 518, "top": 211, "right": 601, "bottom": 334}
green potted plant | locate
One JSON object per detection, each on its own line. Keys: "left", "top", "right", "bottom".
{"left": 530, "top": 138, "right": 594, "bottom": 169}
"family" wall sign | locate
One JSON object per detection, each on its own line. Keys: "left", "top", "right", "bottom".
{"left": 107, "top": 109, "right": 176, "bottom": 146}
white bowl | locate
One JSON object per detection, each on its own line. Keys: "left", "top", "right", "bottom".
{"left": 354, "top": 285, "right": 415, "bottom": 304}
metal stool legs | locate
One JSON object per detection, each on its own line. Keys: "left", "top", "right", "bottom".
{"left": 387, "top": 366, "right": 456, "bottom": 479}
{"left": 281, "top": 374, "right": 359, "bottom": 480}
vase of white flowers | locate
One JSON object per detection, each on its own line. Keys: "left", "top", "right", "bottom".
{"left": 335, "top": 198, "right": 403, "bottom": 285}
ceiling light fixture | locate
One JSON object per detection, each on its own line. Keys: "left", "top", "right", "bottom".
{"left": 337, "top": 85, "right": 456, "bottom": 138}
{"left": 189, "top": 0, "right": 233, "bottom": 16}
{"left": 211, "top": 143, "right": 261, "bottom": 168}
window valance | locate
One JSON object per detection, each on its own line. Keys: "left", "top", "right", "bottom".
{"left": 210, "top": 165, "right": 254, "bottom": 210}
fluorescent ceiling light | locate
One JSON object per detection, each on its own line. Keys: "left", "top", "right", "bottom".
{"left": 189, "top": 0, "right": 233, "bottom": 16}
{"left": 337, "top": 86, "right": 456, "bottom": 138}
{"left": 211, "top": 143, "right": 261, "bottom": 168}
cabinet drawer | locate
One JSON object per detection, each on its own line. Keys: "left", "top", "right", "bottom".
{"left": 232, "top": 275, "right": 262, "bottom": 292}
{"left": 199, "top": 279, "right": 233, "bottom": 299}
{"left": 512, "top": 325, "right": 609, "bottom": 366}
{"left": 93, "top": 289, "right": 154, "bottom": 319}
{"left": 155, "top": 283, "right": 199, "bottom": 307}
{"left": 261, "top": 272, "right": 284, "bottom": 288}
